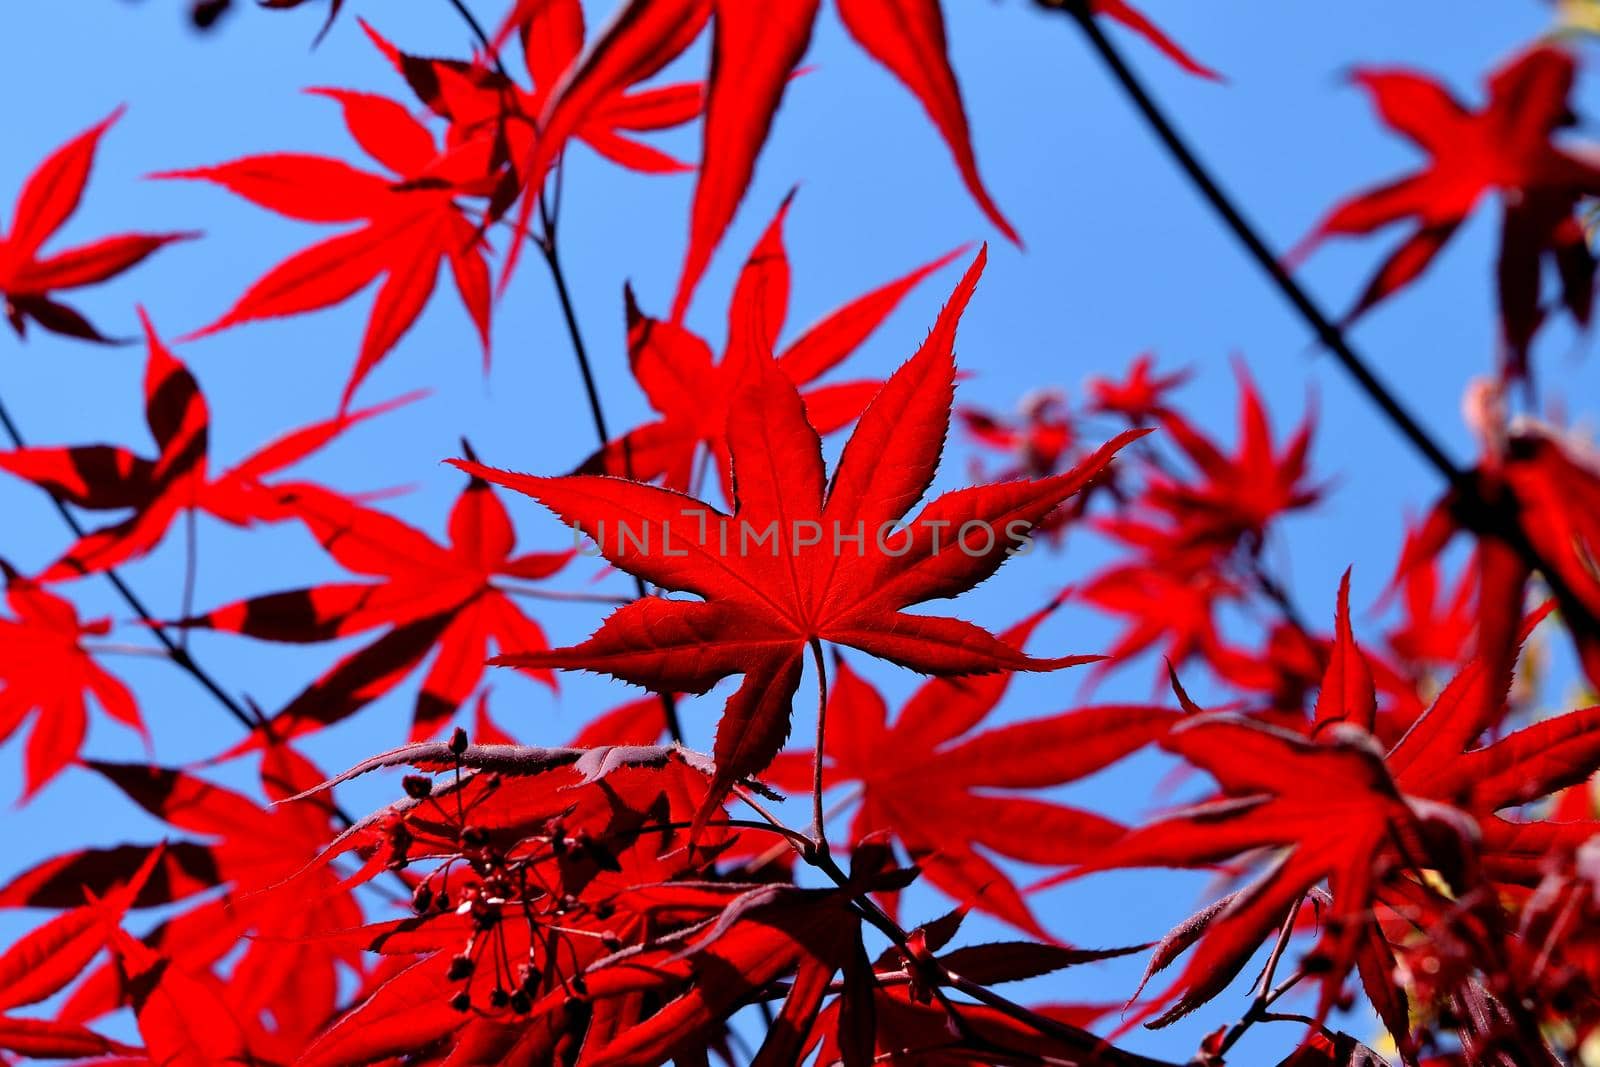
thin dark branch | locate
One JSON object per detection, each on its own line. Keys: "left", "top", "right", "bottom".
{"left": 543, "top": 236, "right": 617, "bottom": 451}
{"left": 533, "top": 166, "right": 686, "bottom": 746}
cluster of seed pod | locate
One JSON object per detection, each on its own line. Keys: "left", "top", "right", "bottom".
{"left": 374, "top": 731, "right": 629, "bottom": 1025}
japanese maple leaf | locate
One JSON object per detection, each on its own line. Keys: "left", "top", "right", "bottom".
{"left": 1399, "top": 423, "right": 1600, "bottom": 696}
{"left": 579, "top": 194, "right": 964, "bottom": 499}
{"left": 807, "top": 969, "right": 1159, "bottom": 1066}
{"left": 290, "top": 745, "right": 773, "bottom": 1065}
{"left": 1290, "top": 46, "right": 1600, "bottom": 377}
{"left": 959, "top": 388, "right": 1075, "bottom": 481}
{"left": 1076, "top": 534, "right": 1242, "bottom": 686}
{"left": 765, "top": 604, "right": 1177, "bottom": 938}
{"left": 1086, "top": 351, "right": 1191, "bottom": 423}
{"left": 572, "top": 876, "right": 887, "bottom": 1066}
{"left": 0, "top": 563, "right": 142, "bottom": 800}
{"left": 499, "top": 0, "right": 1213, "bottom": 316}
{"left": 0, "top": 849, "right": 159, "bottom": 1063}
{"left": 0, "top": 746, "right": 364, "bottom": 1058}
{"left": 108, "top": 926, "right": 262, "bottom": 1067}
{"left": 1066, "top": 578, "right": 1600, "bottom": 1055}
{"left": 365, "top": 7, "right": 703, "bottom": 196}
{"left": 1142, "top": 364, "right": 1320, "bottom": 562}
{"left": 159, "top": 88, "right": 493, "bottom": 410}
{"left": 1381, "top": 523, "right": 1476, "bottom": 673}
{"left": 0, "top": 109, "right": 191, "bottom": 343}
{"left": 181, "top": 471, "right": 570, "bottom": 744}
{"left": 459, "top": 250, "right": 1141, "bottom": 818}
{"left": 0, "top": 311, "right": 411, "bottom": 582}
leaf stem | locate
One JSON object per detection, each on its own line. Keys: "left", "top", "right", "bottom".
{"left": 495, "top": 582, "right": 633, "bottom": 605}
{"left": 807, "top": 637, "right": 830, "bottom": 854}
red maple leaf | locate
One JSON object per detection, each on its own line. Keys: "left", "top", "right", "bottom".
{"left": 808, "top": 968, "right": 1152, "bottom": 1066}
{"left": 1086, "top": 352, "right": 1191, "bottom": 423}
{"left": 366, "top": 6, "right": 703, "bottom": 193}
{"left": 579, "top": 194, "right": 964, "bottom": 498}
{"left": 1076, "top": 536, "right": 1242, "bottom": 686}
{"left": 0, "top": 848, "right": 159, "bottom": 1062}
{"left": 181, "top": 470, "right": 570, "bottom": 744}
{"left": 765, "top": 603, "right": 1177, "bottom": 938}
{"left": 158, "top": 88, "right": 494, "bottom": 409}
{"left": 1290, "top": 46, "right": 1600, "bottom": 377}
{"left": 1380, "top": 522, "right": 1476, "bottom": 674}
{"left": 1060, "top": 577, "right": 1600, "bottom": 1057}
{"left": 958, "top": 388, "right": 1076, "bottom": 481}
{"left": 458, "top": 250, "right": 1142, "bottom": 819}
{"left": 0, "top": 312, "right": 411, "bottom": 582}
{"left": 0, "top": 109, "right": 191, "bottom": 343}
{"left": 498, "top": 0, "right": 1213, "bottom": 317}
{"left": 108, "top": 924, "right": 262, "bottom": 1067}
{"left": 1400, "top": 423, "right": 1600, "bottom": 697}
{"left": 1141, "top": 363, "right": 1320, "bottom": 563}
{"left": 0, "top": 564, "right": 142, "bottom": 800}
{"left": 287, "top": 741, "right": 776, "bottom": 1064}
{"left": 0, "top": 747, "right": 363, "bottom": 1057}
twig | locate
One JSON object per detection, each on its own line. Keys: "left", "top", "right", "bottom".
{"left": 742, "top": 785, "right": 862, "bottom": 875}
{"left": 1211, "top": 898, "right": 1305, "bottom": 1058}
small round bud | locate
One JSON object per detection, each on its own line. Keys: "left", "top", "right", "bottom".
{"left": 449, "top": 727, "right": 469, "bottom": 755}
{"left": 449, "top": 991, "right": 471, "bottom": 1013}
{"left": 510, "top": 991, "right": 532, "bottom": 1015}
{"left": 412, "top": 885, "right": 433, "bottom": 914}
{"left": 402, "top": 775, "right": 433, "bottom": 799}
{"left": 488, "top": 987, "right": 510, "bottom": 1009}
{"left": 447, "top": 954, "right": 475, "bottom": 982}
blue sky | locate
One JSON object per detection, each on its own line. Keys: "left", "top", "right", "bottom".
{"left": 0, "top": 0, "right": 1585, "bottom": 1061}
